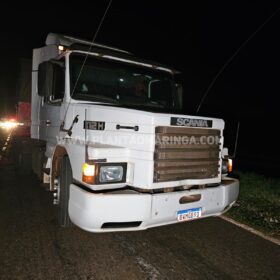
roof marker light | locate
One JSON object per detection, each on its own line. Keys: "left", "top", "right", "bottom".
{"left": 58, "top": 45, "right": 65, "bottom": 51}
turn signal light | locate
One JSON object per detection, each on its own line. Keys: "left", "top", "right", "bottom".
{"left": 82, "top": 163, "right": 95, "bottom": 184}
{"left": 228, "top": 159, "right": 233, "bottom": 173}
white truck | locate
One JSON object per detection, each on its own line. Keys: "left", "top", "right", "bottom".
{"left": 29, "top": 33, "right": 239, "bottom": 232}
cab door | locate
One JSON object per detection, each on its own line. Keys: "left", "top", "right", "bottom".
{"left": 38, "top": 59, "right": 65, "bottom": 144}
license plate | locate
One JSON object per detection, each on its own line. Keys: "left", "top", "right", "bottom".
{"left": 177, "top": 207, "right": 202, "bottom": 222}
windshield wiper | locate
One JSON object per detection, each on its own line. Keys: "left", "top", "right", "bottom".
{"left": 76, "top": 92, "right": 119, "bottom": 104}
{"left": 123, "top": 101, "right": 166, "bottom": 108}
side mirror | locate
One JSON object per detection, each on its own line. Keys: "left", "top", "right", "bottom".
{"left": 38, "top": 61, "right": 54, "bottom": 97}
{"left": 176, "top": 84, "right": 183, "bottom": 110}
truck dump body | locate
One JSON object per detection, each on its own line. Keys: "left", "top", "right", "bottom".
{"left": 17, "top": 102, "right": 31, "bottom": 123}
{"left": 14, "top": 59, "right": 32, "bottom": 137}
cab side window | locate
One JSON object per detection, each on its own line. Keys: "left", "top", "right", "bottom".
{"left": 38, "top": 58, "right": 65, "bottom": 104}
{"left": 51, "top": 61, "right": 65, "bottom": 102}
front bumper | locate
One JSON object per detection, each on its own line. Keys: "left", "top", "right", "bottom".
{"left": 69, "top": 178, "right": 239, "bottom": 232}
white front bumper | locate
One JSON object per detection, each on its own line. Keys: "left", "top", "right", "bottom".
{"left": 69, "top": 178, "right": 239, "bottom": 232}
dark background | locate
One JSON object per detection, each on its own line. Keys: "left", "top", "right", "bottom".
{"left": 0, "top": 1, "right": 279, "bottom": 175}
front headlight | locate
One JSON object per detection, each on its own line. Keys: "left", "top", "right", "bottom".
{"left": 100, "top": 166, "right": 124, "bottom": 183}
{"left": 222, "top": 158, "right": 233, "bottom": 174}
{"left": 82, "top": 162, "right": 127, "bottom": 185}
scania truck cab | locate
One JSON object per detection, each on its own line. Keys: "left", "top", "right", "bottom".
{"left": 31, "top": 33, "right": 239, "bottom": 232}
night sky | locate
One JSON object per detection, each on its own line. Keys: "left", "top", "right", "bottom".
{"left": 0, "top": 1, "right": 279, "bottom": 174}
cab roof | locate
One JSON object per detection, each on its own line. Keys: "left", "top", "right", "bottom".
{"left": 46, "top": 33, "right": 180, "bottom": 74}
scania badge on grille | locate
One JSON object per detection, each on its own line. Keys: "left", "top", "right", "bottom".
{"left": 171, "top": 117, "right": 212, "bottom": 128}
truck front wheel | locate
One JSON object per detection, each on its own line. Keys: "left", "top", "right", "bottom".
{"left": 55, "top": 156, "right": 73, "bottom": 227}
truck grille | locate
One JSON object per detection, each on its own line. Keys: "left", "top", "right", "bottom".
{"left": 154, "top": 126, "right": 221, "bottom": 182}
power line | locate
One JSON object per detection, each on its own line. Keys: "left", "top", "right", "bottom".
{"left": 196, "top": 7, "right": 280, "bottom": 114}
{"left": 61, "top": 0, "right": 113, "bottom": 127}
{"left": 70, "top": 0, "right": 113, "bottom": 98}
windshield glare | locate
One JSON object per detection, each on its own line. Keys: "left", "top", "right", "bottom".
{"left": 70, "top": 53, "right": 179, "bottom": 112}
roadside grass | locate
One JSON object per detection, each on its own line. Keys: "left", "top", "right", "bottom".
{"left": 225, "top": 172, "right": 280, "bottom": 238}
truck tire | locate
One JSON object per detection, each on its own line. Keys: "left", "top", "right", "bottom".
{"left": 57, "top": 156, "right": 73, "bottom": 227}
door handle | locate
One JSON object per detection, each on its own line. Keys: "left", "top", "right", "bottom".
{"left": 46, "top": 120, "right": 51, "bottom": 125}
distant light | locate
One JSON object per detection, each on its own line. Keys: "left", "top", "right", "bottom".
{"left": 58, "top": 45, "right": 65, "bottom": 51}
{"left": 9, "top": 118, "right": 16, "bottom": 122}
{"left": 119, "top": 78, "right": 124, "bottom": 82}
{"left": 0, "top": 121, "right": 18, "bottom": 129}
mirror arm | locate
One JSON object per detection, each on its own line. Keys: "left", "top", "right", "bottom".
{"left": 60, "top": 115, "right": 79, "bottom": 136}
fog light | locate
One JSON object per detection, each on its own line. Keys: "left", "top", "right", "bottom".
{"left": 99, "top": 166, "right": 123, "bottom": 183}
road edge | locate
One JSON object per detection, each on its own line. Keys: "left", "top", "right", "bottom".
{"left": 220, "top": 215, "right": 280, "bottom": 246}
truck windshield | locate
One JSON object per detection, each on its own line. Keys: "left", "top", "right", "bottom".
{"left": 70, "top": 53, "right": 179, "bottom": 113}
